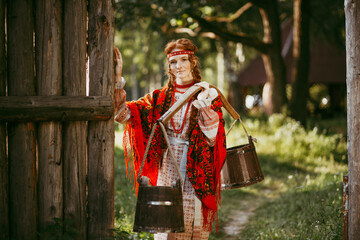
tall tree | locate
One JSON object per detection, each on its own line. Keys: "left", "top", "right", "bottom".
{"left": 116, "top": 0, "right": 288, "bottom": 114}
{"left": 182, "top": 0, "right": 286, "bottom": 114}
{"left": 345, "top": 0, "right": 360, "bottom": 237}
{"left": 289, "top": 0, "right": 310, "bottom": 125}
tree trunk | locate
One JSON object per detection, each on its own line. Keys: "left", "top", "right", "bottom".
{"left": 0, "top": 0, "right": 8, "bottom": 237}
{"left": 63, "top": 0, "right": 87, "bottom": 238}
{"left": 221, "top": 41, "right": 244, "bottom": 113}
{"left": 216, "top": 41, "right": 225, "bottom": 92}
{"left": 345, "top": 0, "right": 360, "bottom": 238}
{"left": 35, "top": 0, "right": 63, "bottom": 235}
{"left": 7, "top": 1, "right": 37, "bottom": 239}
{"left": 258, "top": 0, "right": 287, "bottom": 114}
{"left": 289, "top": 0, "right": 310, "bottom": 125}
{"left": 87, "top": 0, "right": 115, "bottom": 238}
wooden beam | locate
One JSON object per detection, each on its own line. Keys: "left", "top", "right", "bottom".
{"left": 63, "top": 0, "right": 87, "bottom": 238}
{"left": 345, "top": 0, "right": 360, "bottom": 238}
{"left": 7, "top": 0, "right": 37, "bottom": 239}
{"left": 35, "top": 0, "right": 63, "bottom": 236}
{"left": 87, "top": 0, "right": 115, "bottom": 238}
{"left": 0, "top": 96, "right": 113, "bottom": 121}
{"left": 0, "top": 0, "right": 8, "bottom": 237}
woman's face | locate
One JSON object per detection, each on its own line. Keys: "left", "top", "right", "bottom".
{"left": 169, "top": 52, "right": 193, "bottom": 84}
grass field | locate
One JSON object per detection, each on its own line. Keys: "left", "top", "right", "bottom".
{"left": 114, "top": 114, "right": 347, "bottom": 240}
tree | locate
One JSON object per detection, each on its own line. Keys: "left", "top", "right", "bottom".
{"left": 289, "top": 0, "right": 310, "bottom": 125}
{"left": 116, "top": 0, "right": 288, "bottom": 113}
{"left": 115, "top": 0, "right": 345, "bottom": 119}
{"left": 196, "top": 0, "right": 287, "bottom": 114}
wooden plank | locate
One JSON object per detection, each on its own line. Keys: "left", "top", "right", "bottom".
{"left": 345, "top": 0, "right": 360, "bottom": 238}
{"left": 0, "top": 0, "right": 8, "bottom": 237}
{"left": 87, "top": 0, "right": 115, "bottom": 238}
{"left": 0, "top": 96, "right": 113, "bottom": 121}
{"left": 35, "top": 0, "right": 63, "bottom": 236}
{"left": 7, "top": 0, "right": 37, "bottom": 239}
{"left": 63, "top": 0, "right": 87, "bottom": 238}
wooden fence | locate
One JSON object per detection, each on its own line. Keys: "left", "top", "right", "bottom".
{"left": 0, "top": 0, "right": 115, "bottom": 239}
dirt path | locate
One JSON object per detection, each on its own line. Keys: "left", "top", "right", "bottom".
{"left": 222, "top": 206, "right": 256, "bottom": 239}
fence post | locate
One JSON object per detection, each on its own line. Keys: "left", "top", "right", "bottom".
{"left": 35, "top": 0, "right": 63, "bottom": 235}
{"left": 0, "top": 0, "right": 8, "bottom": 237}
{"left": 63, "top": 0, "right": 87, "bottom": 238}
{"left": 7, "top": 0, "right": 37, "bottom": 239}
{"left": 87, "top": 0, "right": 115, "bottom": 238}
{"left": 345, "top": 0, "right": 360, "bottom": 238}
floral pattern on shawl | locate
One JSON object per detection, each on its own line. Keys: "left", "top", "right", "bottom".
{"left": 123, "top": 87, "right": 168, "bottom": 188}
{"left": 122, "top": 86, "right": 227, "bottom": 229}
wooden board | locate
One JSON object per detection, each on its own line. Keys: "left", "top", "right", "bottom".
{"left": 7, "top": 1, "right": 37, "bottom": 238}
{"left": 35, "top": 0, "right": 63, "bottom": 234}
{"left": 87, "top": 0, "right": 115, "bottom": 238}
{"left": 0, "top": 0, "right": 8, "bottom": 237}
{"left": 62, "top": 0, "right": 87, "bottom": 238}
{"left": 0, "top": 96, "right": 113, "bottom": 121}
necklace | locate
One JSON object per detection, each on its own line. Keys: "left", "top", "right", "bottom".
{"left": 170, "top": 87, "right": 193, "bottom": 134}
{"left": 174, "top": 81, "right": 194, "bottom": 89}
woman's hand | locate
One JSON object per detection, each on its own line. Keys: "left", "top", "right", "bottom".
{"left": 193, "top": 82, "right": 218, "bottom": 109}
{"left": 114, "top": 47, "right": 126, "bottom": 114}
{"left": 114, "top": 47, "right": 123, "bottom": 81}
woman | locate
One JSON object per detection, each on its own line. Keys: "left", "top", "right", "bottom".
{"left": 114, "top": 38, "right": 227, "bottom": 240}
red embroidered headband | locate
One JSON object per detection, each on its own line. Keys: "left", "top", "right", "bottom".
{"left": 167, "top": 50, "right": 194, "bottom": 59}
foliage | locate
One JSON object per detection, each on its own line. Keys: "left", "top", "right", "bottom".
{"left": 114, "top": 0, "right": 345, "bottom": 118}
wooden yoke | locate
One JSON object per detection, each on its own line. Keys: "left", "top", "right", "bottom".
{"left": 158, "top": 84, "right": 240, "bottom": 125}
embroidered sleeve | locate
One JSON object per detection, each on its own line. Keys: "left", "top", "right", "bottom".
{"left": 114, "top": 103, "right": 131, "bottom": 124}
{"left": 198, "top": 105, "right": 219, "bottom": 147}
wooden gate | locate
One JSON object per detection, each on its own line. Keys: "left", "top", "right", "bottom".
{"left": 0, "top": 0, "right": 116, "bottom": 239}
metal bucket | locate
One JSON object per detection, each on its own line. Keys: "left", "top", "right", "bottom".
{"left": 133, "top": 180, "right": 185, "bottom": 233}
{"left": 221, "top": 136, "right": 264, "bottom": 190}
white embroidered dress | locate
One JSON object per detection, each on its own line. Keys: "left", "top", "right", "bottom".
{"left": 154, "top": 85, "right": 218, "bottom": 240}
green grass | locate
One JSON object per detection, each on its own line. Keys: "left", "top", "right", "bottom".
{"left": 211, "top": 114, "right": 347, "bottom": 240}
{"left": 114, "top": 114, "right": 348, "bottom": 239}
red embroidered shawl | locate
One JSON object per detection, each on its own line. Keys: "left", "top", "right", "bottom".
{"left": 122, "top": 85, "right": 227, "bottom": 229}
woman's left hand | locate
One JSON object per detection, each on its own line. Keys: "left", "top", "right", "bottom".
{"left": 193, "top": 82, "right": 218, "bottom": 109}
{"left": 114, "top": 47, "right": 123, "bottom": 81}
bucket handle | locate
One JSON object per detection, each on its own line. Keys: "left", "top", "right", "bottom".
{"left": 136, "top": 121, "right": 183, "bottom": 187}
